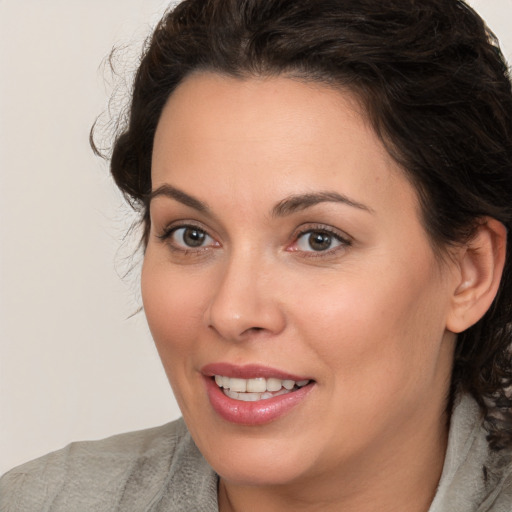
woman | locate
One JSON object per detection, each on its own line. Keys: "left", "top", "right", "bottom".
{"left": 2, "top": 0, "right": 511, "bottom": 511}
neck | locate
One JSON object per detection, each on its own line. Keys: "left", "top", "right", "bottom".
{"left": 218, "top": 410, "right": 449, "bottom": 512}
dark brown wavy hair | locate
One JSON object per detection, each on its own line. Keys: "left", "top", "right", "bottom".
{"left": 92, "top": 0, "right": 512, "bottom": 450}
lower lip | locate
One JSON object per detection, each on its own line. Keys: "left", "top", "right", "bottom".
{"left": 204, "top": 377, "right": 315, "bottom": 425}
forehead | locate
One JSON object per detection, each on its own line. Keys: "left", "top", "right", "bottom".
{"left": 151, "top": 72, "right": 415, "bottom": 217}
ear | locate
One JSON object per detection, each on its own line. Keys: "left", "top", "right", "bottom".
{"left": 446, "top": 218, "right": 507, "bottom": 334}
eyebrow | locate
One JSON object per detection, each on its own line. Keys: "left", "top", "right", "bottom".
{"left": 148, "top": 184, "right": 373, "bottom": 217}
{"left": 148, "top": 184, "right": 210, "bottom": 213}
{"left": 271, "top": 191, "right": 374, "bottom": 217}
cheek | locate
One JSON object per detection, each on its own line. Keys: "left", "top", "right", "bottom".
{"left": 140, "top": 255, "right": 217, "bottom": 419}
{"left": 141, "top": 256, "right": 209, "bottom": 362}
{"left": 294, "top": 262, "right": 450, "bottom": 389}
{"left": 292, "top": 271, "right": 452, "bottom": 449}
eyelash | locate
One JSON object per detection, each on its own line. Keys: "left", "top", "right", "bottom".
{"left": 291, "top": 225, "right": 352, "bottom": 258}
{"left": 157, "top": 223, "right": 217, "bottom": 256}
{"left": 156, "top": 222, "right": 352, "bottom": 258}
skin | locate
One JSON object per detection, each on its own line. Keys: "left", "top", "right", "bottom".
{"left": 142, "top": 73, "right": 464, "bottom": 512}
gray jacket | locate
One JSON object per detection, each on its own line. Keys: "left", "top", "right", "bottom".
{"left": 1, "top": 395, "right": 511, "bottom": 511}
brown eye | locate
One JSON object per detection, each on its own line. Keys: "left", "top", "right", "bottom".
{"left": 295, "top": 229, "right": 348, "bottom": 253}
{"left": 172, "top": 226, "right": 212, "bottom": 248}
{"left": 307, "top": 232, "right": 332, "bottom": 251}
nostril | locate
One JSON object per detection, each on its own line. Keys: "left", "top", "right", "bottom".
{"left": 237, "top": 326, "right": 267, "bottom": 337}
{"left": 246, "top": 326, "right": 265, "bottom": 333}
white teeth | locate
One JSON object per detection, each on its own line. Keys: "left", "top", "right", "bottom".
{"left": 246, "top": 378, "right": 267, "bottom": 393}
{"left": 224, "top": 389, "right": 239, "bottom": 400}
{"left": 224, "top": 388, "right": 292, "bottom": 401}
{"left": 229, "top": 378, "right": 247, "bottom": 392}
{"left": 282, "top": 380, "right": 295, "bottom": 390}
{"left": 266, "top": 377, "right": 282, "bottom": 392}
{"left": 239, "top": 392, "right": 263, "bottom": 402}
{"left": 213, "top": 375, "right": 311, "bottom": 401}
{"left": 225, "top": 389, "right": 265, "bottom": 401}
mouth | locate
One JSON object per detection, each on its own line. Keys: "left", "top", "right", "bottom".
{"left": 213, "top": 375, "right": 312, "bottom": 402}
{"left": 201, "top": 364, "right": 315, "bottom": 425}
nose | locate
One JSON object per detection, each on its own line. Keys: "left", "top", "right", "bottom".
{"left": 205, "top": 250, "right": 286, "bottom": 341}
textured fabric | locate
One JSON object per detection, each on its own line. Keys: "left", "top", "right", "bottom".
{"left": 1, "top": 394, "right": 511, "bottom": 511}
{"left": 0, "top": 419, "right": 218, "bottom": 512}
{"left": 429, "top": 395, "right": 512, "bottom": 512}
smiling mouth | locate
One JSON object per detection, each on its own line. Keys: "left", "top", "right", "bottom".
{"left": 213, "top": 375, "right": 312, "bottom": 402}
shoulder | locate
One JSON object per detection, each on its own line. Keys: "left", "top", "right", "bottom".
{"left": 0, "top": 418, "right": 218, "bottom": 512}
{"left": 482, "top": 446, "right": 512, "bottom": 512}
{"left": 430, "top": 394, "right": 512, "bottom": 512}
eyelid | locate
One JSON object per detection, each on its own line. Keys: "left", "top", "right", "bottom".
{"left": 157, "top": 221, "right": 220, "bottom": 251}
{"left": 157, "top": 220, "right": 203, "bottom": 240}
{"left": 155, "top": 220, "right": 351, "bottom": 257}
{"left": 287, "top": 223, "right": 352, "bottom": 256}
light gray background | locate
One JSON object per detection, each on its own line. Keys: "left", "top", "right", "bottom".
{"left": 1, "top": 0, "right": 511, "bottom": 475}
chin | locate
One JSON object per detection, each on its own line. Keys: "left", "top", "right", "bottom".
{"left": 215, "top": 455, "right": 309, "bottom": 487}
{"left": 192, "top": 424, "right": 315, "bottom": 487}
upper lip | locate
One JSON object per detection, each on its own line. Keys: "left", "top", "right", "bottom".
{"left": 201, "top": 363, "right": 312, "bottom": 381}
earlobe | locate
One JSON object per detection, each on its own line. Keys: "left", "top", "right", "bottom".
{"left": 446, "top": 218, "right": 507, "bottom": 334}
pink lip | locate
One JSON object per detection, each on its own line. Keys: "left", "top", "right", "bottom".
{"left": 201, "top": 362, "right": 311, "bottom": 381}
{"left": 201, "top": 363, "right": 315, "bottom": 425}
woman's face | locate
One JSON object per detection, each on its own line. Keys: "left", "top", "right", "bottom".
{"left": 142, "top": 73, "right": 459, "bottom": 487}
